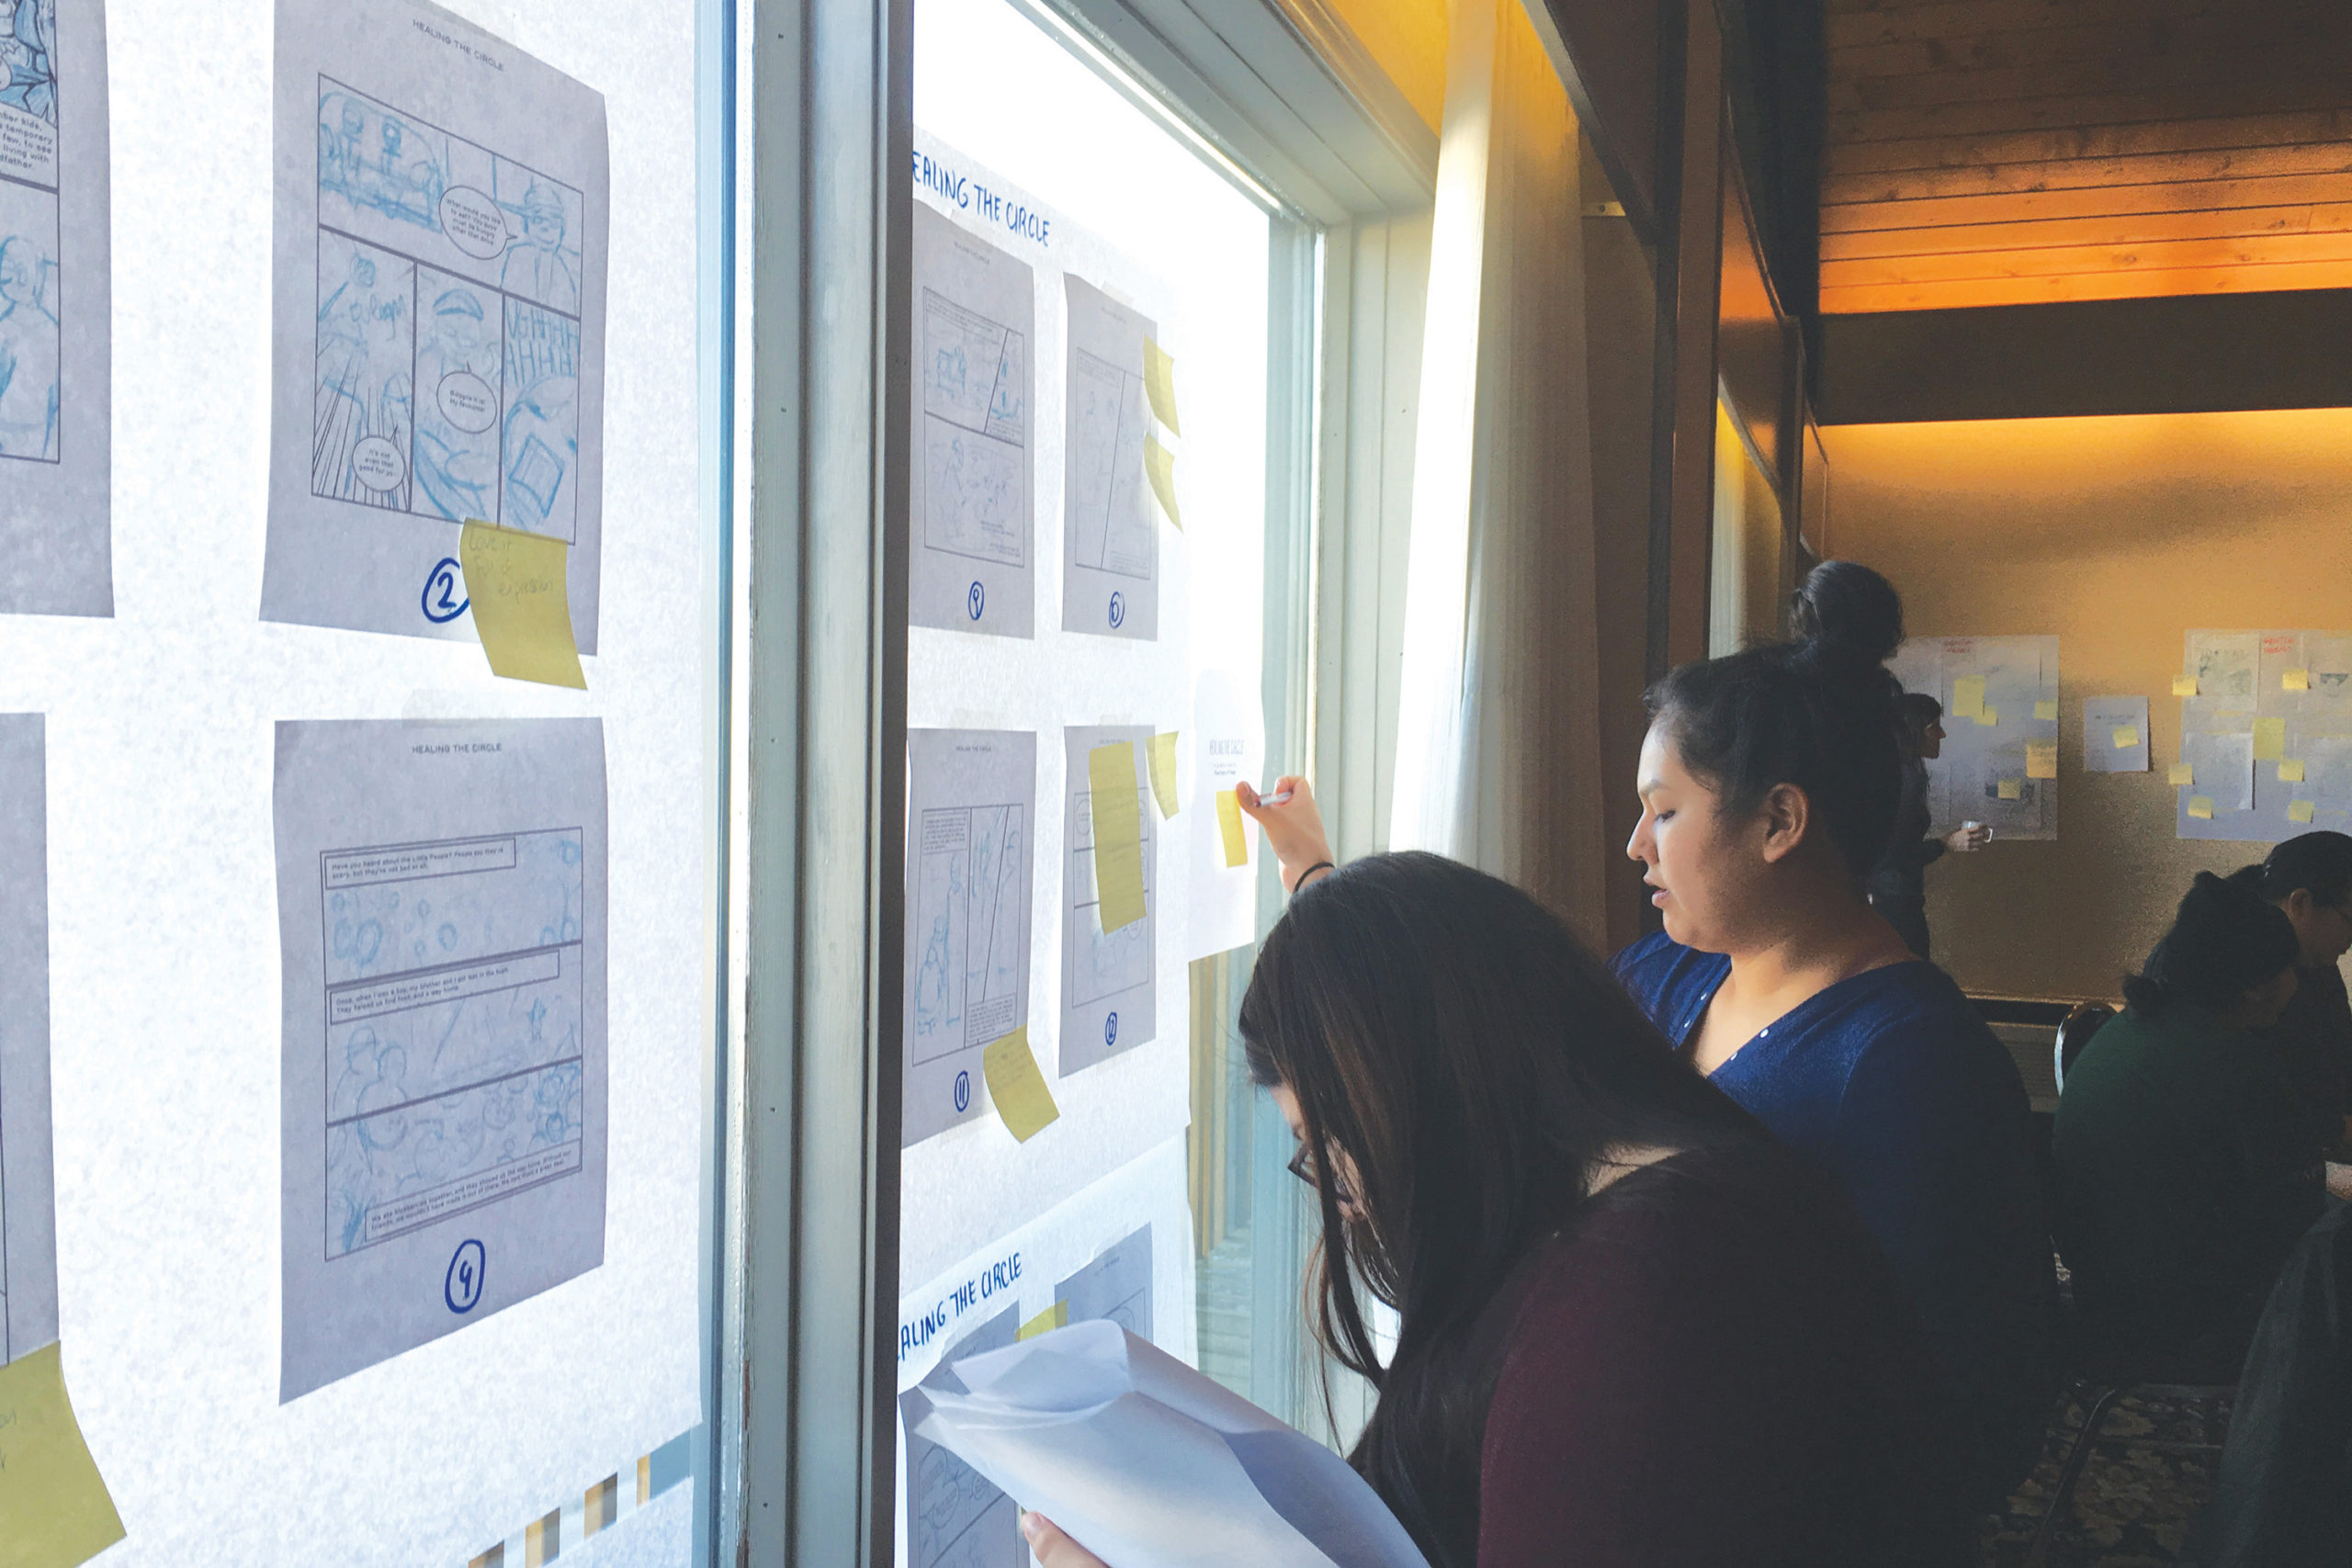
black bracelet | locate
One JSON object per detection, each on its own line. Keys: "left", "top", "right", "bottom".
{"left": 1291, "top": 861, "right": 1334, "bottom": 894}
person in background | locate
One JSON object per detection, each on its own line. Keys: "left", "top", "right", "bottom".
{"left": 1612, "top": 638, "right": 2056, "bottom": 1508}
{"left": 1868, "top": 692, "right": 1990, "bottom": 960}
{"left": 2190, "top": 1201, "right": 2352, "bottom": 1565}
{"left": 1023, "top": 848, "right": 1974, "bottom": 1568}
{"left": 2228, "top": 830, "right": 2352, "bottom": 1164}
{"left": 2052, "top": 873, "right": 2323, "bottom": 1384}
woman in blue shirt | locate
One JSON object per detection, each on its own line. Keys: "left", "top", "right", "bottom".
{"left": 1612, "top": 638, "right": 2057, "bottom": 1506}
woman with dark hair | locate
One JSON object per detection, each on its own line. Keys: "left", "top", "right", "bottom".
{"left": 2229, "top": 830, "right": 2352, "bottom": 1160}
{"left": 1022, "top": 850, "right": 1972, "bottom": 1568}
{"left": 2052, "top": 872, "right": 2322, "bottom": 1383}
{"left": 1790, "top": 558, "right": 1905, "bottom": 664}
{"left": 1612, "top": 639, "right": 2056, "bottom": 1506}
{"left": 1869, "top": 691, "right": 1989, "bottom": 959}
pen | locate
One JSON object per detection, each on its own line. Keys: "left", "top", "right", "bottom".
{"left": 1260, "top": 789, "right": 1293, "bottom": 806}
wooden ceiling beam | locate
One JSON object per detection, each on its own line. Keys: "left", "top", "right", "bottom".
{"left": 1828, "top": 43, "right": 2352, "bottom": 117}
{"left": 1831, "top": 11, "right": 2347, "bottom": 83}
{"left": 1826, "top": 0, "right": 2320, "bottom": 51}
{"left": 1826, "top": 140, "right": 2352, "bottom": 207}
{"left": 1823, "top": 259, "right": 2352, "bottom": 312}
{"left": 1823, "top": 170, "right": 2352, "bottom": 232}
{"left": 1828, "top": 78, "right": 2352, "bottom": 144}
{"left": 1826, "top": 108, "right": 2352, "bottom": 176}
{"left": 1821, "top": 202, "right": 2341, "bottom": 262}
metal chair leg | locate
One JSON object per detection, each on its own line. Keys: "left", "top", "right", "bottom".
{"left": 2021, "top": 1384, "right": 2124, "bottom": 1568}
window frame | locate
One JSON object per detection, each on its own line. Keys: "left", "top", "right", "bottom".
{"left": 707, "top": 0, "right": 1440, "bottom": 1556}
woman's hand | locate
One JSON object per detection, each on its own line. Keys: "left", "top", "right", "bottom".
{"left": 1942, "top": 823, "right": 1991, "bottom": 853}
{"left": 1021, "top": 1512, "right": 1112, "bottom": 1568}
{"left": 1237, "top": 774, "right": 1334, "bottom": 893}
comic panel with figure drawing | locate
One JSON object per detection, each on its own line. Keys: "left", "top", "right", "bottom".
{"left": 0, "top": 175, "right": 59, "bottom": 464}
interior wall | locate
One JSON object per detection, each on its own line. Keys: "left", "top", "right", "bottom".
{"left": 1318, "top": 0, "right": 1450, "bottom": 132}
{"left": 1822, "top": 409, "right": 2352, "bottom": 998}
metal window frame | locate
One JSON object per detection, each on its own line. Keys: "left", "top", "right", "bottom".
{"left": 700, "top": 0, "right": 1440, "bottom": 1556}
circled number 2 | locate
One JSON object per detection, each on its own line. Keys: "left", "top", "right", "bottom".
{"left": 422, "top": 557, "right": 470, "bottom": 624}
{"left": 446, "top": 1238, "right": 487, "bottom": 1314}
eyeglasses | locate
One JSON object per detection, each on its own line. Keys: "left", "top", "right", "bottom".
{"left": 1286, "top": 1141, "right": 1353, "bottom": 1204}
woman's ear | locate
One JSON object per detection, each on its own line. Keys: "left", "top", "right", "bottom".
{"left": 1756, "top": 782, "right": 1812, "bottom": 864}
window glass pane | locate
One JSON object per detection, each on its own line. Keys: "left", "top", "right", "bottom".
{"left": 0, "top": 0, "right": 714, "bottom": 1559}
{"left": 899, "top": 0, "right": 1303, "bottom": 1556}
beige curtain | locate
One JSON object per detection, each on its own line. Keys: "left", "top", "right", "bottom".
{"left": 1385, "top": 0, "right": 1608, "bottom": 942}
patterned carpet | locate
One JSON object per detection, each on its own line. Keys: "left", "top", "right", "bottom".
{"left": 1981, "top": 1383, "right": 2235, "bottom": 1567}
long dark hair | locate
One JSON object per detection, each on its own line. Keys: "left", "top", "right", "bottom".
{"left": 1238, "top": 852, "right": 1760, "bottom": 1566}
{"left": 1645, "top": 639, "right": 1905, "bottom": 881}
{"left": 2122, "top": 871, "right": 2299, "bottom": 1017}
{"left": 2233, "top": 829, "right": 2352, "bottom": 909}
{"left": 1791, "top": 559, "right": 1904, "bottom": 663}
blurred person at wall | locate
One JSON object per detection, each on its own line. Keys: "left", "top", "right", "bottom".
{"left": 1867, "top": 693, "right": 1988, "bottom": 961}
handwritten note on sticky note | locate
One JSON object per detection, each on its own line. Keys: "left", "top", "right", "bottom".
{"left": 981, "top": 1027, "right": 1058, "bottom": 1142}
{"left": 1144, "top": 435, "right": 1182, "bottom": 530}
{"left": 1216, "top": 788, "right": 1248, "bottom": 868}
{"left": 2174, "top": 675, "right": 2199, "bottom": 697}
{"left": 460, "top": 521, "right": 585, "bottom": 688}
{"left": 2286, "top": 668, "right": 2311, "bottom": 692}
{"left": 1978, "top": 705, "right": 2000, "bottom": 727}
{"left": 2254, "top": 716, "right": 2289, "bottom": 761}
{"left": 2280, "top": 759, "right": 2307, "bottom": 783}
{"left": 1996, "top": 778, "right": 2023, "bottom": 801}
{"left": 2113, "top": 726, "right": 2141, "bottom": 750}
{"left": 1018, "top": 1301, "right": 1070, "bottom": 1341}
{"left": 0, "top": 1341, "right": 126, "bottom": 1568}
{"left": 1146, "top": 732, "right": 1180, "bottom": 818}
{"left": 2169, "top": 761, "right": 2195, "bottom": 786}
{"left": 1143, "top": 338, "right": 1180, "bottom": 434}
{"left": 2290, "top": 799, "right": 2317, "bottom": 824}
{"left": 1951, "top": 675, "right": 1986, "bottom": 719}
{"left": 2188, "top": 795, "right": 2215, "bottom": 819}
{"left": 2026, "top": 740, "right": 2058, "bottom": 779}
{"left": 2035, "top": 699, "right": 2060, "bottom": 721}
{"left": 1087, "top": 742, "right": 1147, "bottom": 933}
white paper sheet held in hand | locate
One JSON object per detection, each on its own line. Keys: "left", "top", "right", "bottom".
{"left": 903, "top": 1320, "right": 1428, "bottom": 1568}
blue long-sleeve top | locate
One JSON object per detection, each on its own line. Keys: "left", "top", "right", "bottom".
{"left": 1612, "top": 931, "right": 2058, "bottom": 1504}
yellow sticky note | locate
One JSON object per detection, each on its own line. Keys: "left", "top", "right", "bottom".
{"left": 459, "top": 521, "right": 585, "bottom": 688}
{"left": 2034, "top": 699, "right": 2060, "bottom": 721}
{"left": 1144, "top": 434, "right": 1181, "bottom": 530}
{"left": 1951, "top": 675, "right": 1985, "bottom": 719}
{"left": 2286, "top": 668, "right": 2311, "bottom": 692}
{"left": 2188, "top": 795, "right": 2215, "bottom": 819}
{"left": 1143, "top": 338, "right": 1180, "bottom": 434}
{"left": 2281, "top": 759, "right": 2307, "bottom": 783}
{"left": 2290, "top": 799, "right": 2317, "bottom": 824}
{"left": 2112, "top": 725, "right": 2140, "bottom": 750}
{"left": 2168, "top": 761, "right": 2195, "bottom": 786}
{"left": 1017, "top": 1301, "right": 1069, "bottom": 1341}
{"left": 1978, "top": 705, "right": 1999, "bottom": 727}
{"left": 1996, "top": 777, "right": 2023, "bottom": 800}
{"left": 1146, "top": 732, "right": 1180, "bottom": 818}
{"left": 2174, "top": 674, "right": 2199, "bottom": 697}
{"left": 2254, "top": 716, "right": 2288, "bottom": 761}
{"left": 1215, "top": 788, "right": 1248, "bottom": 868}
{"left": 980, "top": 1027, "right": 1058, "bottom": 1142}
{"left": 1087, "top": 741, "right": 1147, "bottom": 933}
{"left": 0, "top": 1341, "right": 125, "bottom": 1568}
{"left": 2026, "top": 740, "right": 2058, "bottom": 779}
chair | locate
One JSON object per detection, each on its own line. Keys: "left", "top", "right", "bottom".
{"left": 2021, "top": 1381, "right": 2234, "bottom": 1567}
{"left": 2051, "top": 1002, "right": 2114, "bottom": 1094}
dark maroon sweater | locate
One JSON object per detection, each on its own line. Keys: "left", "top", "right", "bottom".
{"left": 1468, "top": 1146, "right": 1973, "bottom": 1567}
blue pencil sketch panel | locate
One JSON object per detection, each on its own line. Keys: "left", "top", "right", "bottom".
{"left": 266, "top": 3, "right": 605, "bottom": 646}
{"left": 493, "top": 153, "right": 582, "bottom": 314}
{"left": 0, "top": 175, "right": 59, "bottom": 463}
{"left": 410, "top": 265, "right": 503, "bottom": 522}
{"left": 312, "top": 229, "right": 414, "bottom": 508}
{"left": 502, "top": 296, "right": 579, "bottom": 538}
{"left": 0, "top": 0, "right": 58, "bottom": 158}
{"left": 319, "top": 828, "right": 586, "bottom": 1259}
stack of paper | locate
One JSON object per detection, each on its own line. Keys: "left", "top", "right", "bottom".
{"left": 903, "top": 1321, "right": 1428, "bottom": 1568}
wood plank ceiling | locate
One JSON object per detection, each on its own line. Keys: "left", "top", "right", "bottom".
{"left": 1819, "top": 0, "right": 2352, "bottom": 313}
